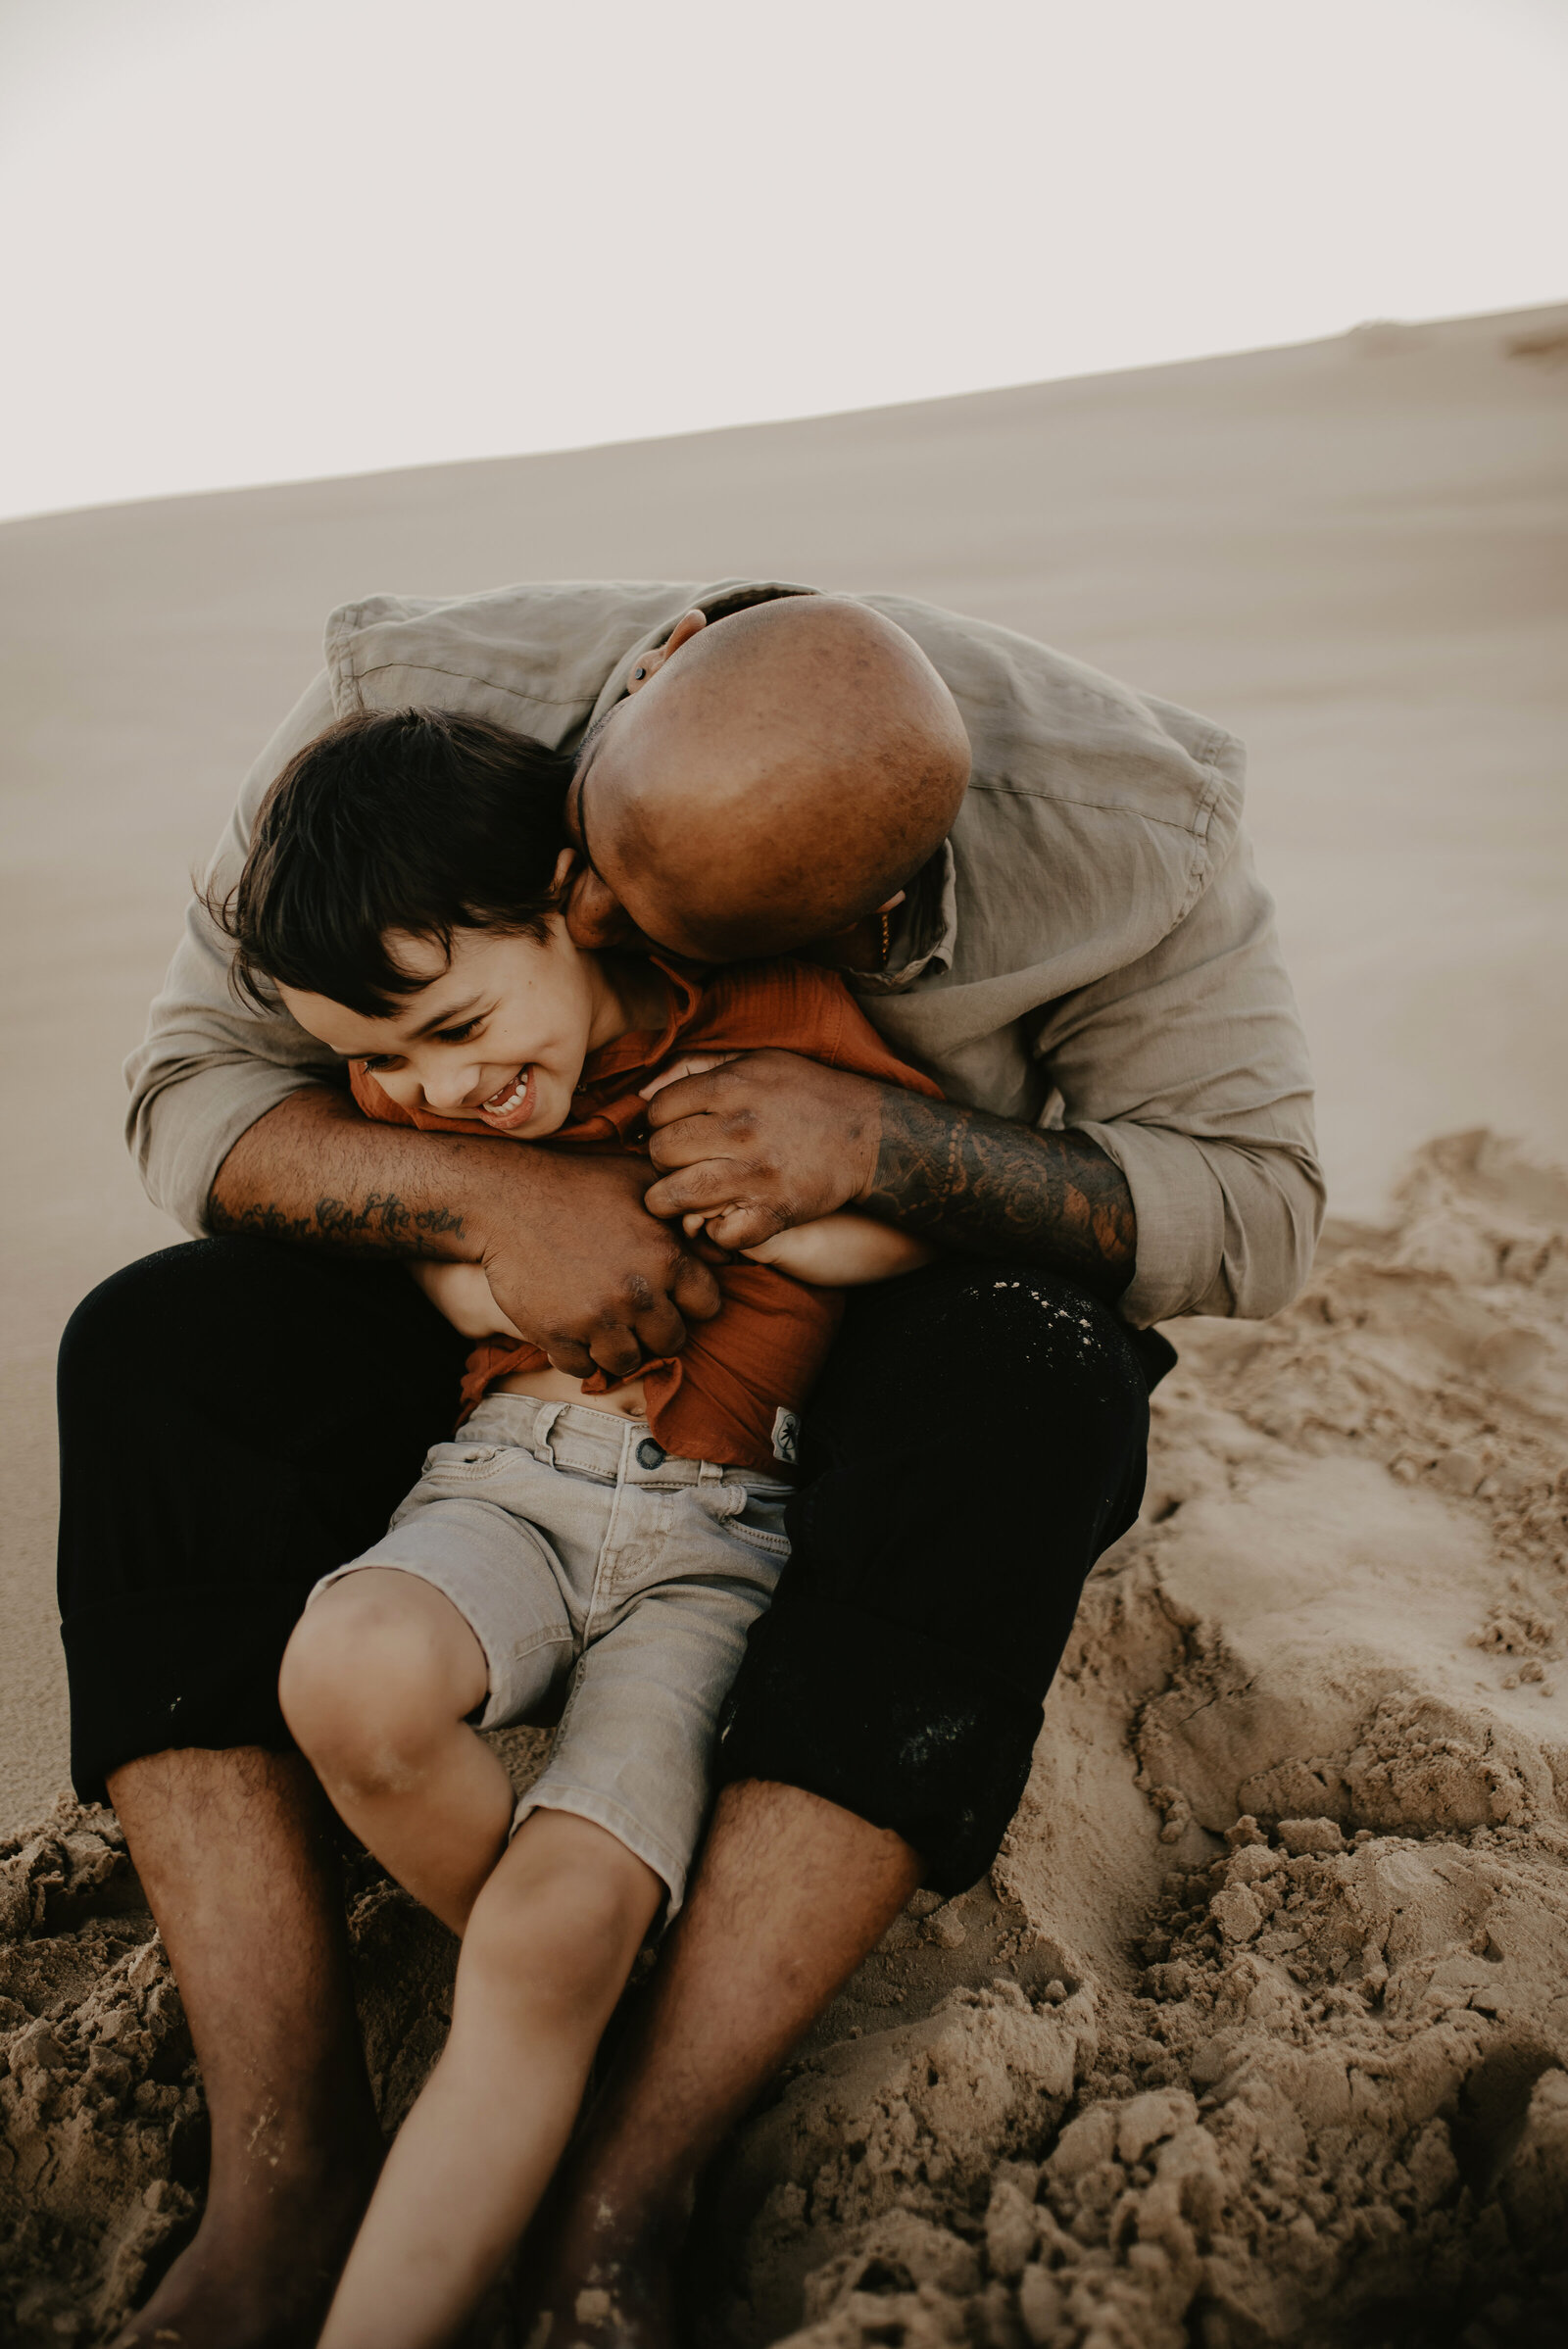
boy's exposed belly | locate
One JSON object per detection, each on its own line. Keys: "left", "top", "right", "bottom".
{"left": 492, "top": 1364, "right": 650, "bottom": 1420}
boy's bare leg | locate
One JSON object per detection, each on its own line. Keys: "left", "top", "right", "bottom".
{"left": 106, "top": 1745, "right": 382, "bottom": 2349}
{"left": 534, "top": 1780, "right": 922, "bottom": 2348}
{"left": 278, "top": 1569, "right": 513, "bottom": 1936}
{"left": 320, "top": 1811, "right": 662, "bottom": 2349}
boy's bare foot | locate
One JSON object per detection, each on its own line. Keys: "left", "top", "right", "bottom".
{"left": 111, "top": 2166, "right": 376, "bottom": 2349}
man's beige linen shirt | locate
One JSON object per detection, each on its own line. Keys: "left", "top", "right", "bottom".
{"left": 126, "top": 578, "right": 1323, "bottom": 1326}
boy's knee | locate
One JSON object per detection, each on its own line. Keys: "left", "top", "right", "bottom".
{"left": 465, "top": 1833, "right": 653, "bottom": 2007}
{"left": 280, "top": 1577, "right": 465, "bottom": 1789}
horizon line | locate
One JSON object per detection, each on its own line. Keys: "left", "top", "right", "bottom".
{"left": 4, "top": 295, "right": 1563, "bottom": 535}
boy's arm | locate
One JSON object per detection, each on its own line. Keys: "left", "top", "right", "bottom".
{"left": 732, "top": 1212, "right": 935, "bottom": 1287}
{"left": 409, "top": 1258, "right": 523, "bottom": 1342}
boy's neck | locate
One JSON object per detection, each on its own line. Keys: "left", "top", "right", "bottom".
{"left": 586, "top": 953, "right": 673, "bottom": 1055}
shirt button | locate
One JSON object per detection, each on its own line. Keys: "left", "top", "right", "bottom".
{"left": 636, "top": 1438, "right": 665, "bottom": 1470}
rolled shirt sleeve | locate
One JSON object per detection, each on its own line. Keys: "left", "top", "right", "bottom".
{"left": 1039, "top": 829, "right": 1325, "bottom": 1325}
{"left": 123, "top": 673, "right": 345, "bottom": 1235}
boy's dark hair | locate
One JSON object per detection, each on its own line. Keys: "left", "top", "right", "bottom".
{"left": 212, "top": 708, "right": 574, "bottom": 1016}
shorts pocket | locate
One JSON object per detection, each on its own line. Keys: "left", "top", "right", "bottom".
{"left": 727, "top": 1523, "right": 790, "bottom": 1560}
{"left": 724, "top": 1493, "right": 791, "bottom": 1558}
{"left": 417, "top": 1441, "right": 508, "bottom": 1484}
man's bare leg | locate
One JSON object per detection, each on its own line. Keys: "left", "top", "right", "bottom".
{"left": 533, "top": 1780, "right": 922, "bottom": 2348}
{"left": 107, "top": 1746, "right": 382, "bottom": 2349}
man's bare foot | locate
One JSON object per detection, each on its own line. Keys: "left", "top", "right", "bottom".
{"left": 525, "top": 2223, "right": 679, "bottom": 2349}
{"left": 111, "top": 2168, "right": 376, "bottom": 2349}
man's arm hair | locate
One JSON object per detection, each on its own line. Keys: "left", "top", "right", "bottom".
{"left": 860, "top": 1093, "right": 1136, "bottom": 1300}
{"left": 207, "top": 1087, "right": 485, "bottom": 1257}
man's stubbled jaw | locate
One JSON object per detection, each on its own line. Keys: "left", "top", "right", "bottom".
{"left": 567, "top": 598, "right": 971, "bottom": 961}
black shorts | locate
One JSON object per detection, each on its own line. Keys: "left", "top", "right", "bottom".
{"left": 57, "top": 1242, "right": 1167, "bottom": 1892}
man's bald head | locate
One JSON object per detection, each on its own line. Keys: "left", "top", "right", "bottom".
{"left": 567, "top": 597, "right": 970, "bottom": 959}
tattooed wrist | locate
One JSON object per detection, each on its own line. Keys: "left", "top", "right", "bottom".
{"left": 208, "top": 1189, "right": 468, "bottom": 1255}
{"left": 859, "top": 1091, "right": 1136, "bottom": 1297}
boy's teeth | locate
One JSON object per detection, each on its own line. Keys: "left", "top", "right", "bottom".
{"left": 485, "top": 1070, "right": 528, "bottom": 1111}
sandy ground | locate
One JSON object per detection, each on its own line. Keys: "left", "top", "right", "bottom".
{"left": 1, "top": 305, "right": 1565, "bottom": 2340}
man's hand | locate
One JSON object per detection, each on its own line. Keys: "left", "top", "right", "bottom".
{"left": 209, "top": 1088, "right": 722, "bottom": 1377}
{"left": 642, "top": 1052, "right": 882, "bottom": 1250}
{"left": 477, "top": 1150, "right": 722, "bottom": 1378}
{"left": 641, "top": 1052, "right": 1138, "bottom": 1299}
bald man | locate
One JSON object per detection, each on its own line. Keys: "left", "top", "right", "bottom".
{"left": 63, "top": 580, "right": 1320, "bottom": 2348}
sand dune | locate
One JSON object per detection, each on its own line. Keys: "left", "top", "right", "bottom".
{"left": 1, "top": 307, "right": 1565, "bottom": 2340}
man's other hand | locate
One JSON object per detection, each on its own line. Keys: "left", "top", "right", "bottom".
{"left": 641, "top": 1052, "right": 881, "bottom": 1252}
{"left": 477, "top": 1149, "right": 723, "bottom": 1379}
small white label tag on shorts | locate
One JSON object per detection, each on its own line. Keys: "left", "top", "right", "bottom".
{"left": 771, "top": 1407, "right": 801, "bottom": 1465}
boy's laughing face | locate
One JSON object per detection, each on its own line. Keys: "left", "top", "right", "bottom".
{"left": 277, "top": 914, "right": 609, "bottom": 1140}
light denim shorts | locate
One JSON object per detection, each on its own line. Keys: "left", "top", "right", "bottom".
{"left": 306, "top": 1393, "right": 791, "bottom": 1912}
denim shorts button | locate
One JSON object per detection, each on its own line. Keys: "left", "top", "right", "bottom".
{"left": 636, "top": 1438, "right": 666, "bottom": 1470}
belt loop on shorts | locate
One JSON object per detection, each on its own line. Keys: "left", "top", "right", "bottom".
{"left": 529, "top": 1400, "right": 565, "bottom": 1466}
{"left": 697, "top": 1458, "right": 724, "bottom": 1487}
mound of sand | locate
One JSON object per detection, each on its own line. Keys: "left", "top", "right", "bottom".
{"left": 3, "top": 1130, "right": 1565, "bottom": 2346}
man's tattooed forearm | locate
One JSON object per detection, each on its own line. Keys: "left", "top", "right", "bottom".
{"left": 862, "top": 1093, "right": 1137, "bottom": 1297}
{"left": 208, "top": 1190, "right": 467, "bottom": 1254}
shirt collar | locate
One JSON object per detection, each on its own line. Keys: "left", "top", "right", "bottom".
{"left": 850, "top": 839, "right": 957, "bottom": 996}
{"left": 571, "top": 954, "right": 704, "bottom": 1101}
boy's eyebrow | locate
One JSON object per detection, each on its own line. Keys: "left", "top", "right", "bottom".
{"left": 407, "top": 993, "right": 484, "bottom": 1041}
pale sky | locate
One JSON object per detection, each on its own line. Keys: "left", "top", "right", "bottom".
{"left": 2, "top": 0, "right": 1563, "bottom": 521}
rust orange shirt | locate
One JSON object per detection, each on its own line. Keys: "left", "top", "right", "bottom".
{"left": 349, "top": 957, "right": 941, "bottom": 1471}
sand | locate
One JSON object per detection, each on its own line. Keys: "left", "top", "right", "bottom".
{"left": 5, "top": 1132, "right": 1567, "bottom": 2343}
{"left": 1, "top": 304, "right": 1565, "bottom": 2339}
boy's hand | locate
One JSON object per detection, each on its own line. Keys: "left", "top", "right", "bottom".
{"left": 642, "top": 1052, "right": 882, "bottom": 1251}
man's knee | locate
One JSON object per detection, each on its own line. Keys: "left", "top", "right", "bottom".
{"left": 929, "top": 1266, "right": 1147, "bottom": 1418}
{"left": 837, "top": 1258, "right": 1145, "bottom": 1394}
{"left": 815, "top": 1263, "right": 1150, "bottom": 1494}
{"left": 59, "top": 1243, "right": 221, "bottom": 1405}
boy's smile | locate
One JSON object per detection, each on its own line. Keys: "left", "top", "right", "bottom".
{"left": 476, "top": 1063, "right": 539, "bottom": 1131}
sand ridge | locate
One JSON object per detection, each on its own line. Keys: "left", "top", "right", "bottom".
{"left": 3, "top": 1130, "right": 1564, "bottom": 2344}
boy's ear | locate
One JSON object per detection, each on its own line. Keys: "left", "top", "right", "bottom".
{"left": 625, "top": 608, "right": 706, "bottom": 692}
{"left": 551, "top": 845, "right": 579, "bottom": 895}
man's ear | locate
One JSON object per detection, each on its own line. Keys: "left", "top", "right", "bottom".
{"left": 625, "top": 608, "right": 706, "bottom": 692}
{"left": 563, "top": 857, "right": 643, "bottom": 953}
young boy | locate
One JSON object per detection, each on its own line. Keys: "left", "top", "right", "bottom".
{"left": 214, "top": 706, "right": 940, "bottom": 2349}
